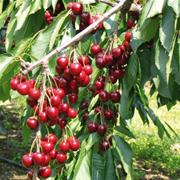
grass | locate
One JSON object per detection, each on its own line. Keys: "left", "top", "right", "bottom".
{"left": 129, "top": 91, "right": 180, "bottom": 179}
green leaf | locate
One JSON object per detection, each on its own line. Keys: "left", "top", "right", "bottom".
{"left": 43, "top": 0, "right": 52, "bottom": 10}
{"left": 92, "top": 149, "right": 105, "bottom": 180}
{"left": 88, "top": 94, "right": 99, "bottom": 111}
{"left": 29, "top": 0, "right": 42, "bottom": 14}
{"left": 123, "top": 53, "right": 138, "bottom": 92}
{"left": 159, "top": 7, "right": 176, "bottom": 52}
{"left": 49, "top": 12, "right": 69, "bottom": 50}
{"left": 15, "top": 1, "right": 31, "bottom": 31}
{"left": 112, "top": 135, "right": 133, "bottom": 180}
{"left": 0, "top": 1, "right": 15, "bottom": 29}
{"left": 168, "top": 0, "right": 180, "bottom": 17}
{"left": 105, "top": 149, "right": 117, "bottom": 180}
{"left": 115, "top": 125, "right": 135, "bottom": 138}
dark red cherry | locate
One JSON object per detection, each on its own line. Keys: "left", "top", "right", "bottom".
{"left": 39, "top": 167, "right": 52, "bottom": 178}
{"left": 59, "top": 103, "right": 69, "bottom": 113}
{"left": 58, "top": 118, "right": 67, "bottom": 129}
{"left": 39, "top": 111, "right": 47, "bottom": 123}
{"left": 127, "top": 19, "right": 135, "bottom": 29}
{"left": 91, "top": 44, "right": 102, "bottom": 55}
{"left": 87, "top": 122, "right": 98, "bottom": 133}
{"left": 70, "top": 63, "right": 82, "bottom": 76}
{"left": 41, "top": 141, "right": 54, "bottom": 154}
{"left": 83, "top": 65, "right": 93, "bottom": 75}
{"left": 99, "top": 90, "right": 109, "bottom": 102}
{"left": 72, "top": 2, "right": 83, "bottom": 15}
{"left": 57, "top": 55, "right": 69, "bottom": 69}
{"left": 47, "top": 106, "right": 59, "bottom": 120}
{"left": 104, "top": 109, "right": 114, "bottom": 120}
{"left": 99, "top": 139, "right": 110, "bottom": 151}
{"left": 112, "top": 48, "right": 122, "bottom": 59}
{"left": 45, "top": 133, "right": 58, "bottom": 145}
{"left": 80, "top": 11, "right": 90, "bottom": 23}
{"left": 56, "top": 152, "right": 67, "bottom": 164}
{"left": 28, "top": 88, "right": 41, "bottom": 100}
{"left": 110, "top": 91, "right": 121, "bottom": 103}
{"left": 27, "top": 117, "right": 38, "bottom": 129}
{"left": 68, "top": 93, "right": 78, "bottom": 104}
{"left": 59, "top": 140, "right": 70, "bottom": 152}
{"left": 22, "top": 154, "right": 33, "bottom": 168}
{"left": 68, "top": 108, "right": 77, "bottom": 118}
{"left": 78, "top": 55, "right": 89, "bottom": 66}
{"left": 125, "top": 31, "right": 132, "bottom": 42}
{"left": 33, "top": 152, "right": 45, "bottom": 166}
{"left": 97, "top": 124, "right": 107, "bottom": 135}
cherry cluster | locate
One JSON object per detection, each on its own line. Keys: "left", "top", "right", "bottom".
{"left": 44, "top": 2, "right": 65, "bottom": 24}
{"left": 67, "top": 2, "right": 103, "bottom": 32}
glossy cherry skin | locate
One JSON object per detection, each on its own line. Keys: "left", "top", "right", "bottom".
{"left": 59, "top": 103, "right": 69, "bottom": 114}
{"left": 58, "top": 118, "right": 67, "bottom": 129}
{"left": 56, "top": 152, "right": 67, "bottom": 164}
{"left": 83, "top": 65, "right": 93, "bottom": 75}
{"left": 80, "top": 11, "right": 90, "bottom": 23}
{"left": 110, "top": 91, "right": 121, "bottom": 103}
{"left": 47, "top": 106, "right": 59, "bottom": 120}
{"left": 125, "top": 31, "right": 132, "bottom": 42}
{"left": 39, "top": 167, "right": 52, "bottom": 178}
{"left": 49, "top": 149, "right": 57, "bottom": 159}
{"left": 33, "top": 152, "right": 45, "bottom": 166}
{"left": 99, "top": 90, "right": 109, "bottom": 102}
{"left": 28, "top": 88, "right": 41, "bottom": 100}
{"left": 22, "top": 154, "right": 33, "bottom": 168}
{"left": 38, "top": 111, "right": 47, "bottom": 123}
{"left": 41, "top": 141, "right": 54, "bottom": 154}
{"left": 50, "top": 95, "right": 61, "bottom": 107}
{"left": 99, "top": 139, "right": 110, "bottom": 151}
{"left": 68, "top": 93, "right": 78, "bottom": 104}
{"left": 78, "top": 55, "right": 89, "bottom": 65}
{"left": 10, "top": 78, "right": 19, "bottom": 90}
{"left": 27, "top": 117, "right": 38, "bottom": 129}
{"left": 59, "top": 140, "right": 70, "bottom": 152}
{"left": 57, "top": 55, "right": 69, "bottom": 69}
{"left": 44, "top": 133, "right": 58, "bottom": 145}
{"left": 72, "top": 2, "right": 83, "bottom": 15}
{"left": 97, "top": 124, "right": 107, "bottom": 135}
{"left": 112, "top": 48, "right": 122, "bottom": 59}
{"left": 68, "top": 136, "right": 80, "bottom": 151}
{"left": 68, "top": 108, "right": 77, "bottom": 118}
{"left": 90, "top": 44, "right": 102, "bottom": 55}
{"left": 17, "top": 82, "right": 29, "bottom": 95}
{"left": 87, "top": 122, "right": 98, "bottom": 133}
{"left": 42, "top": 155, "right": 50, "bottom": 166}
{"left": 70, "top": 63, "right": 82, "bottom": 76}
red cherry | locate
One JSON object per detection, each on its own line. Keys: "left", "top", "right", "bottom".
{"left": 28, "top": 88, "right": 41, "bottom": 100}
{"left": 45, "top": 11, "right": 52, "bottom": 19}
{"left": 22, "top": 154, "right": 33, "bottom": 168}
{"left": 82, "top": 112, "right": 89, "bottom": 121}
{"left": 57, "top": 55, "right": 69, "bottom": 69}
{"left": 56, "top": 152, "right": 67, "bottom": 164}
{"left": 119, "top": 44, "right": 126, "bottom": 52}
{"left": 68, "top": 93, "right": 78, "bottom": 104}
{"left": 99, "top": 90, "right": 109, "bottom": 102}
{"left": 27, "top": 79, "right": 35, "bottom": 88}
{"left": 125, "top": 31, "right": 132, "bottom": 42}
{"left": 99, "top": 139, "right": 110, "bottom": 151}
{"left": 113, "top": 69, "right": 125, "bottom": 79}
{"left": 94, "top": 80, "right": 104, "bottom": 90}
{"left": 45, "top": 133, "right": 58, "bottom": 145}
{"left": 41, "top": 141, "right": 54, "bottom": 154}
{"left": 69, "top": 79, "right": 78, "bottom": 89}
{"left": 70, "top": 63, "right": 82, "bottom": 76}
{"left": 10, "top": 78, "right": 19, "bottom": 90}
{"left": 17, "top": 82, "right": 29, "bottom": 95}
{"left": 42, "top": 155, "right": 50, "bottom": 166}
{"left": 51, "top": 95, "right": 61, "bottom": 107}
{"left": 97, "top": 124, "right": 107, "bottom": 135}
{"left": 81, "top": 75, "right": 90, "bottom": 86}
{"left": 27, "top": 117, "right": 38, "bottom": 129}
{"left": 127, "top": 19, "right": 135, "bottom": 29}
{"left": 110, "top": 91, "right": 121, "bottom": 103}
{"left": 59, "top": 140, "right": 70, "bottom": 152}
{"left": 59, "top": 103, "right": 69, "bottom": 113}
{"left": 72, "top": 2, "right": 83, "bottom": 15}
{"left": 109, "top": 75, "right": 117, "bottom": 84}
{"left": 58, "top": 118, "right": 67, "bottom": 129}
{"left": 68, "top": 137, "right": 80, "bottom": 151}
{"left": 91, "top": 44, "right": 102, "bottom": 55}
{"left": 49, "top": 149, "right": 57, "bottom": 159}
{"left": 77, "top": 71, "right": 86, "bottom": 82}
{"left": 54, "top": 88, "right": 65, "bottom": 98}
{"left": 87, "top": 122, "right": 98, "bottom": 133}
{"left": 112, "top": 48, "right": 122, "bottom": 59}
{"left": 38, "top": 111, "right": 47, "bottom": 123}
{"left": 83, "top": 65, "right": 93, "bottom": 75}
{"left": 27, "top": 97, "right": 37, "bottom": 107}
{"left": 104, "top": 109, "right": 114, "bottom": 120}
{"left": 67, "top": 2, "right": 73, "bottom": 10}
{"left": 68, "top": 108, "right": 77, "bottom": 118}
{"left": 47, "top": 106, "right": 59, "bottom": 120}
{"left": 78, "top": 55, "right": 89, "bottom": 66}
{"left": 33, "top": 152, "right": 45, "bottom": 166}
{"left": 39, "top": 167, "right": 52, "bottom": 178}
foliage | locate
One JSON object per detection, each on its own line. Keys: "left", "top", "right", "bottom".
{"left": 0, "top": 0, "right": 179, "bottom": 179}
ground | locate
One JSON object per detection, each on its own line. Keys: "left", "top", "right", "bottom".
{"left": 0, "top": 92, "right": 180, "bottom": 180}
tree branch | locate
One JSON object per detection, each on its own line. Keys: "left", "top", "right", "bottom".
{"left": 22, "top": 0, "right": 133, "bottom": 75}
